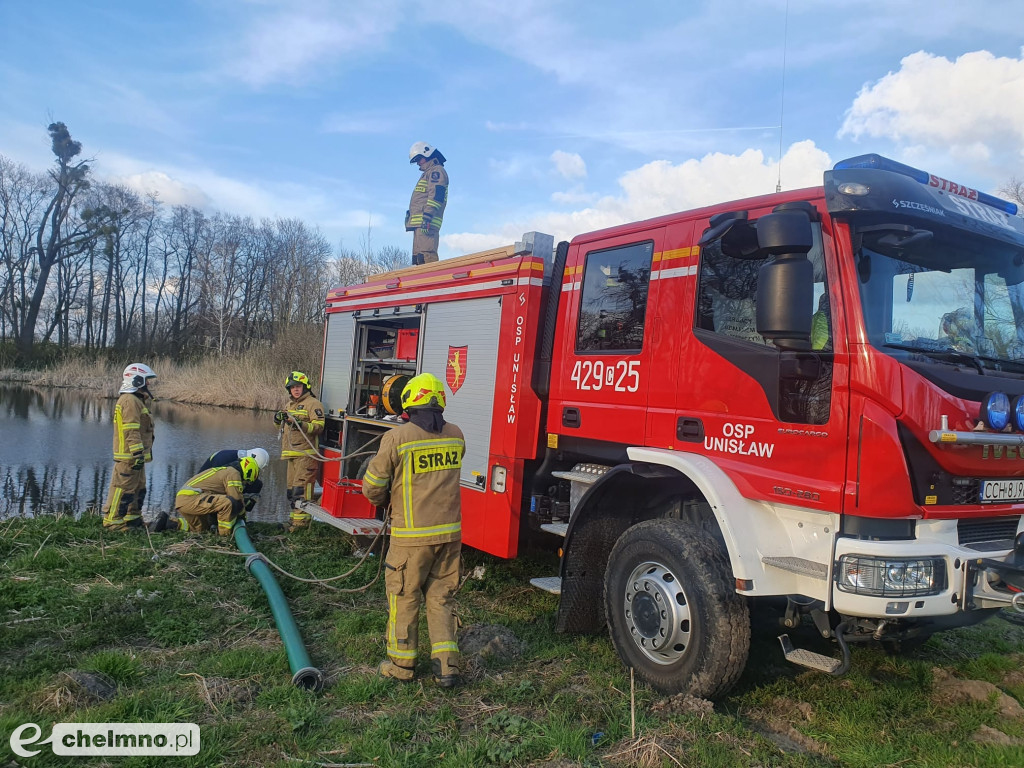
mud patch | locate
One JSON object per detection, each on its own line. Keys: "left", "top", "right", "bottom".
{"left": 972, "top": 724, "right": 1024, "bottom": 746}
{"left": 459, "top": 624, "right": 523, "bottom": 661}
{"left": 932, "top": 667, "right": 1024, "bottom": 719}
{"left": 650, "top": 693, "right": 714, "bottom": 717}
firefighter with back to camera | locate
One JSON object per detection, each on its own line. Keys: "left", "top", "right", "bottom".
{"left": 101, "top": 363, "right": 157, "bottom": 531}
{"left": 406, "top": 142, "right": 448, "bottom": 265}
{"left": 274, "top": 371, "right": 325, "bottom": 531}
{"left": 362, "top": 372, "right": 466, "bottom": 688}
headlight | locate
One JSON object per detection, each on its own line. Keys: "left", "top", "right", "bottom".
{"left": 836, "top": 556, "right": 945, "bottom": 597}
{"left": 983, "top": 391, "right": 1010, "bottom": 430}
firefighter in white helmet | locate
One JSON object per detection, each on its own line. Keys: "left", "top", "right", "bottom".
{"left": 101, "top": 363, "right": 157, "bottom": 531}
{"left": 406, "top": 142, "right": 448, "bottom": 265}
{"left": 274, "top": 371, "right": 325, "bottom": 531}
{"left": 362, "top": 372, "right": 466, "bottom": 687}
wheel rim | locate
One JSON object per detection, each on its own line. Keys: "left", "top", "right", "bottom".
{"left": 622, "top": 560, "right": 692, "bottom": 665}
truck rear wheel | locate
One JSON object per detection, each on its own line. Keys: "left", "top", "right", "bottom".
{"left": 604, "top": 518, "right": 749, "bottom": 698}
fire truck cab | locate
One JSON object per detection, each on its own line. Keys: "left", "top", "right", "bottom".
{"left": 318, "top": 155, "right": 1024, "bottom": 698}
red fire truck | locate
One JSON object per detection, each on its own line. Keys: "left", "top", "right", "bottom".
{"left": 311, "top": 154, "right": 1024, "bottom": 698}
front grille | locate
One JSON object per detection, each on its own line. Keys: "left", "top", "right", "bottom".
{"left": 950, "top": 479, "right": 981, "bottom": 505}
{"left": 958, "top": 516, "right": 1020, "bottom": 550}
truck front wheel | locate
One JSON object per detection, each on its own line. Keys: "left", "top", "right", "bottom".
{"left": 604, "top": 518, "right": 750, "bottom": 698}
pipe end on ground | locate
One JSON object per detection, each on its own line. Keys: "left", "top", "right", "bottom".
{"left": 293, "top": 666, "right": 325, "bottom": 692}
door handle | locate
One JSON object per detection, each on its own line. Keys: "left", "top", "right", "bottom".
{"left": 677, "top": 417, "right": 704, "bottom": 442}
{"left": 562, "top": 407, "right": 581, "bottom": 429}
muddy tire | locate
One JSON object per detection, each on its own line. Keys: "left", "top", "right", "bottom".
{"left": 604, "top": 518, "right": 750, "bottom": 698}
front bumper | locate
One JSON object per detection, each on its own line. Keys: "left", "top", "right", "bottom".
{"left": 832, "top": 527, "right": 1024, "bottom": 618}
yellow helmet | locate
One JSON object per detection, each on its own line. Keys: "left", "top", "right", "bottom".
{"left": 401, "top": 372, "right": 446, "bottom": 410}
{"left": 239, "top": 456, "right": 260, "bottom": 483}
{"left": 285, "top": 371, "right": 310, "bottom": 390}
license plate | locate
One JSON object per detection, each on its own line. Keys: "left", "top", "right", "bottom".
{"left": 980, "top": 479, "right": 1024, "bottom": 503}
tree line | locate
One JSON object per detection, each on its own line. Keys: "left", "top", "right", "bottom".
{"left": 0, "top": 123, "right": 407, "bottom": 362}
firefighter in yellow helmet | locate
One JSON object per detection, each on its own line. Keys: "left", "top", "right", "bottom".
{"left": 406, "top": 142, "right": 448, "bottom": 265}
{"left": 362, "top": 372, "right": 466, "bottom": 687}
{"left": 101, "top": 363, "right": 157, "bottom": 531}
{"left": 274, "top": 371, "right": 325, "bottom": 531}
{"left": 163, "top": 456, "right": 259, "bottom": 536}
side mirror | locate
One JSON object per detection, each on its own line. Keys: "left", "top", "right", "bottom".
{"left": 755, "top": 211, "right": 814, "bottom": 350}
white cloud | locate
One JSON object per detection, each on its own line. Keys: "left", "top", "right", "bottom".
{"left": 446, "top": 141, "right": 832, "bottom": 251}
{"left": 840, "top": 49, "right": 1024, "bottom": 172}
{"left": 551, "top": 150, "right": 586, "bottom": 180}
{"left": 111, "top": 170, "right": 210, "bottom": 208}
{"left": 225, "top": 0, "right": 400, "bottom": 86}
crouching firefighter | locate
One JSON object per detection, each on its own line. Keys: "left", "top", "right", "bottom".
{"left": 361, "top": 372, "right": 466, "bottom": 687}
{"left": 101, "top": 363, "right": 157, "bottom": 531}
{"left": 200, "top": 447, "right": 269, "bottom": 517}
{"left": 274, "top": 371, "right": 325, "bottom": 531}
{"left": 152, "top": 457, "right": 260, "bottom": 535}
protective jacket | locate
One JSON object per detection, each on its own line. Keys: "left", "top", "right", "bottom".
{"left": 362, "top": 420, "right": 465, "bottom": 544}
{"left": 280, "top": 391, "right": 325, "bottom": 459}
{"left": 111, "top": 391, "right": 154, "bottom": 462}
{"left": 406, "top": 159, "right": 448, "bottom": 233}
{"left": 175, "top": 466, "right": 244, "bottom": 513}
{"left": 200, "top": 450, "right": 263, "bottom": 496}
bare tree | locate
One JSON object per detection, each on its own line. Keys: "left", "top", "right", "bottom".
{"left": 14, "top": 123, "right": 104, "bottom": 359}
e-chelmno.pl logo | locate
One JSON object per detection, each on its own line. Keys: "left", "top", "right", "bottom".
{"left": 9, "top": 722, "right": 200, "bottom": 757}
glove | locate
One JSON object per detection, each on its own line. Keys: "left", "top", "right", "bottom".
{"left": 420, "top": 213, "right": 433, "bottom": 232}
{"left": 131, "top": 454, "right": 145, "bottom": 470}
{"left": 243, "top": 496, "right": 258, "bottom": 514}
{"left": 274, "top": 410, "right": 287, "bottom": 425}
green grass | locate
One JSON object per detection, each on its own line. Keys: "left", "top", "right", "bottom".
{"left": 2, "top": 515, "right": 1024, "bottom": 767}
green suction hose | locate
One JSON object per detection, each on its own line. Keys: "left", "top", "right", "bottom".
{"left": 233, "top": 520, "right": 324, "bottom": 691}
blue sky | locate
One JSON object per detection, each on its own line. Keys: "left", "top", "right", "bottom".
{"left": 2, "top": 1, "right": 1023, "bottom": 260}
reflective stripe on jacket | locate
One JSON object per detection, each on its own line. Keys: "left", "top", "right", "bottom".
{"left": 112, "top": 392, "right": 154, "bottom": 462}
{"left": 176, "top": 466, "right": 244, "bottom": 502}
{"left": 280, "top": 391, "right": 325, "bottom": 459}
{"left": 362, "top": 420, "right": 465, "bottom": 545}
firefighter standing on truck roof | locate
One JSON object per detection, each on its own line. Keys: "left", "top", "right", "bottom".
{"left": 406, "top": 142, "right": 448, "bottom": 265}
{"left": 101, "top": 363, "right": 157, "bottom": 532}
{"left": 362, "top": 372, "right": 466, "bottom": 688}
{"left": 274, "top": 371, "right": 325, "bottom": 531}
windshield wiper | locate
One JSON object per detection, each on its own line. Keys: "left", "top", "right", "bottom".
{"left": 883, "top": 342, "right": 986, "bottom": 374}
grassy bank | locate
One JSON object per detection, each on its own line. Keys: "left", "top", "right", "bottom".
{"left": 3, "top": 515, "right": 1024, "bottom": 767}
{"left": 0, "top": 331, "right": 322, "bottom": 411}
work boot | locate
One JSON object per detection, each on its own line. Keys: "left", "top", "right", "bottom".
{"left": 147, "top": 512, "right": 170, "bottom": 533}
{"left": 412, "top": 253, "right": 425, "bottom": 266}
{"left": 376, "top": 660, "right": 414, "bottom": 682}
{"left": 431, "top": 658, "right": 462, "bottom": 689}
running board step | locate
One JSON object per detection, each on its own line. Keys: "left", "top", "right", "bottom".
{"left": 778, "top": 634, "right": 843, "bottom": 674}
{"left": 529, "top": 577, "right": 562, "bottom": 595}
{"left": 297, "top": 502, "right": 387, "bottom": 536}
{"left": 540, "top": 523, "right": 568, "bottom": 537}
{"left": 551, "top": 463, "right": 610, "bottom": 485}
{"left": 761, "top": 556, "right": 828, "bottom": 580}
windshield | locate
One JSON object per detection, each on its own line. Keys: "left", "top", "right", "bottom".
{"left": 854, "top": 223, "right": 1024, "bottom": 366}
{"left": 851, "top": 222, "right": 1024, "bottom": 366}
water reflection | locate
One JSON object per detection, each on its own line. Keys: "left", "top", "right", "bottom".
{"left": 0, "top": 385, "right": 290, "bottom": 523}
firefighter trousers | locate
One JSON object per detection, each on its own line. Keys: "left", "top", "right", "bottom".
{"left": 286, "top": 456, "right": 318, "bottom": 527}
{"left": 101, "top": 461, "right": 146, "bottom": 530}
{"left": 384, "top": 541, "right": 461, "bottom": 675}
{"left": 174, "top": 493, "right": 238, "bottom": 536}
{"left": 412, "top": 229, "right": 440, "bottom": 264}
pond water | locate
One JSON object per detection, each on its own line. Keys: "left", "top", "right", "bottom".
{"left": 0, "top": 384, "right": 293, "bottom": 523}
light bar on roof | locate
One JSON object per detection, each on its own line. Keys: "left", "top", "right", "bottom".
{"left": 834, "top": 154, "right": 1018, "bottom": 216}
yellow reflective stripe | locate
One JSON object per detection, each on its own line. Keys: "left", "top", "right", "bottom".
{"left": 363, "top": 471, "right": 387, "bottom": 487}
{"left": 104, "top": 488, "right": 123, "bottom": 522}
{"left": 402, "top": 458, "right": 413, "bottom": 529}
{"left": 127, "top": 442, "right": 143, "bottom": 452}
{"left": 414, "top": 181, "right": 427, "bottom": 191}
{"left": 114, "top": 404, "right": 125, "bottom": 456}
{"left": 389, "top": 649, "right": 417, "bottom": 660}
{"left": 178, "top": 468, "right": 220, "bottom": 495}
{"left": 113, "top": 452, "right": 136, "bottom": 460}
{"left": 407, "top": 214, "right": 424, "bottom": 225}
{"left": 431, "top": 641, "right": 458, "bottom": 655}
{"left": 397, "top": 438, "right": 465, "bottom": 453}
{"left": 176, "top": 490, "right": 199, "bottom": 497}
{"left": 425, "top": 200, "right": 441, "bottom": 210}
{"left": 387, "top": 593, "right": 399, "bottom": 653}
{"left": 390, "top": 522, "right": 461, "bottom": 538}
{"left": 281, "top": 450, "right": 316, "bottom": 458}
{"left": 218, "top": 519, "right": 235, "bottom": 530}
{"left": 120, "top": 422, "right": 141, "bottom": 429}
{"left": 227, "top": 480, "right": 243, "bottom": 489}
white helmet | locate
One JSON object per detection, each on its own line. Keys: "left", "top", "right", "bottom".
{"left": 120, "top": 362, "right": 157, "bottom": 393}
{"left": 244, "top": 447, "right": 270, "bottom": 469}
{"left": 409, "top": 141, "right": 441, "bottom": 163}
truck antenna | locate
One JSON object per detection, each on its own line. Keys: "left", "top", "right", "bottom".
{"left": 776, "top": 0, "right": 790, "bottom": 194}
